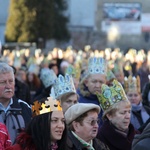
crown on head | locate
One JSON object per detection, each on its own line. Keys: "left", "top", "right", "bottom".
{"left": 32, "top": 97, "right": 62, "bottom": 115}
{"left": 124, "top": 76, "right": 141, "bottom": 93}
{"left": 112, "top": 60, "right": 124, "bottom": 75}
{"left": 96, "top": 79, "right": 127, "bottom": 111}
{"left": 106, "top": 69, "right": 116, "bottom": 82}
{"left": 40, "top": 68, "right": 57, "bottom": 88}
{"left": 88, "top": 57, "right": 107, "bottom": 75}
{"left": 65, "top": 65, "right": 81, "bottom": 80}
{"left": 52, "top": 74, "right": 76, "bottom": 99}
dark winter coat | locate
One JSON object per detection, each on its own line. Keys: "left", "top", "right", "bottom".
{"left": 132, "top": 122, "right": 150, "bottom": 150}
{"left": 142, "top": 82, "right": 150, "bottom": 107}
{"left": 97, "top": 120, "right": 137, "bottom": 150}
{"left": 66, "top": 130, "right": 109, "bottom": 150}
{"left": 0, "top": 98, "right": 32, "bottom": 144}
{"left": 77, "top": 88, "right": 103, "bottom": 127}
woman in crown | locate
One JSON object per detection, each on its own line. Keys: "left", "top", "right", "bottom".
{"left": 6, "top": 97, "right": 67, "bottom": 150}
{"left": 124, "top": 75, "right": 150, "bottom": 132}
{"left": 96, "top": 79, "right": 138, "bottom": 150}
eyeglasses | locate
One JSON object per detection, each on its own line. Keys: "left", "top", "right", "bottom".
{"left": 84, "top": 119, "right": 100, "bottom": 126}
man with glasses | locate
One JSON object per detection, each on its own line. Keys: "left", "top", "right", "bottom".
{"left": 65, "top": 103, "right": 109, "bottom": 150}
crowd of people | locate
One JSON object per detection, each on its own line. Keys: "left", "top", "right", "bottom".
{"left": 0, "top": 46, "right": 150, "bottom": 149}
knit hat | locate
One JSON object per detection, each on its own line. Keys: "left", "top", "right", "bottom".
{"left": 65, "top": 103, "right": 100, "bottom": 125}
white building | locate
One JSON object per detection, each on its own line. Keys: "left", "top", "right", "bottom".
{"left": 0, "top": 0, "right": 10, "bottom": 44}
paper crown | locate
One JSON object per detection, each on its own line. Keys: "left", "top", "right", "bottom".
{"left": 65, "top": 65, "right": 81, "bottom": 80}
{"left": 96, "top": 79, "right": 127, "bottom": 111}
{"left": 112, "top": 63, "right": 124, "bottom": 75}
{"left": 52, "top": 74, "right": 76, "bottom": 99}
{"left": 124, "top": 76, "right": 141, "bottom": 93}
{"left": 40, "top": 68, "right": 57, "bottom": 88}
{"left": 28, "top": 64, "right": 40, "bottom": 75}
{"left": 106, "top": 69, "right": 116, "bottom": 82}
{"left": 32, "top": 97, "right": 62, "bottom": 115}
{"left": 88, "top": 57, "right": 107, "bottom": 75}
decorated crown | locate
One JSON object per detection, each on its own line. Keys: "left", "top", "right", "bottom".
{"left": 112, "top": 60, "right": 124, "bottom": 75}
{"left": 65, "top": 64, "right": 81, "bottom": 80}
{"left": 124, "top": 76, "right": 141, "bottom": 93}
{"left": 28, "top": 64, "right": 40, "bottom": 75}
{"left": 96, "top": 79, "right": 127, "bottom": 111}
{"left": 40, "top": 68, "right": 57, "bottom": 88}
{"left": 32, "top": 97, "right": 62, "bottom": 116}
{"left": 106, "top": 69, "right": 116, "bottom": 82}
{"left": 52, "top": 74, "right": 76, "bottom": 99}
{"left": 88, "top": 57, "right": 107, "bottom": 75}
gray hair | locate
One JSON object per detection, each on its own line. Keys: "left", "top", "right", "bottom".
{"left": 0, "top": 62, "right": 14, "bottom": 74}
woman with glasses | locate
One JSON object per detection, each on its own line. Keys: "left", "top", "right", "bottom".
{"left": 64, "top": 103, "right": 109, "bottom": 150}
{"left": 96, "top": 80, "right": 137, "bottom": 150}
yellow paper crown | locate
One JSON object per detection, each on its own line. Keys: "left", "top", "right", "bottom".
{"left": 96, "top": 80, "right": 127, "bottom": 111}
{"left": 32, "top": 97, "right": 62, "bottom": 116}
{"left": 124, "top": 76, "right": 141, "bottom": 93}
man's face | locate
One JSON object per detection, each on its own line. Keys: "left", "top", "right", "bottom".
{"left": 0, "top": 72, "right": 15, "bottom": 100}
{"left": 74, "top": 111, "right": 99, "bottom": 143}
{"left": 85, "top": 74, "right": 106, "bottom": 94}
{"left": 61, "top": 94, "right": 78, "bottom": 113}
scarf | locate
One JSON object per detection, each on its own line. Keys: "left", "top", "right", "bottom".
{"left": 131, "top": 102, "right": 150, "bottom": 129}
{"left": 51, "top": 142, "right": 58, "bottom": 150}
{"left": 71, "top": 131, "right": 95, "bottom": 150}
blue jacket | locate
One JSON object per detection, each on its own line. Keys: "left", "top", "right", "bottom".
{"left": 77, "top": 88, "right": 103, "bottom": 127}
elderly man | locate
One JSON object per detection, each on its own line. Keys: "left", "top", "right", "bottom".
{"left": 0, "top": 62, "right": 32, "bottom": 143}
{"left": 77, "top": 57, "right": 107, "bottom": 126}
{"left": 65, "top": 103, "right": 109, "bottom": 150}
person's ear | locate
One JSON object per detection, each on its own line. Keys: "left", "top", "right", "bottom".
{"left": 106, "top": 114, "right": 112, "bottom": 121}
{"left": 84, "top": 79, "right": 88, "bottom": 87}
{"left": 72, "top": 121, "right": 81, "bottom": 132}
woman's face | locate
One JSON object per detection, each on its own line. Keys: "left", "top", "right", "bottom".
{"left": 28, "top": 73, "right": 34, "bottom": 82}
{"left": 50, "top": 111, "right": 65, "bottom": 142}
{"left": 127, "top": 91, "right": 141, "bottom": 105}
{"left": 107, "top": 102, "right": 131, "bottom": 131}
{"left": 61, "top": 94, "right": 78, "bottom": 113}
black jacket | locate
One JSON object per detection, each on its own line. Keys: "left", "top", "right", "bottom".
{"left": 0, "top": 98, "right": 32, "bottom": 144}
{"left": 66, "top": 130, "right": 109, "bottom": 150}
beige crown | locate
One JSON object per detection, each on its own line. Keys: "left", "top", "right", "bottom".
{"left": 32, "top": 97, "right": 62, "bottom": 116}
{"left": 124, "top": 75, "right": 141, "bottom": 93}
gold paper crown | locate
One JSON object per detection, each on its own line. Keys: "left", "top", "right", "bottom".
{"left": 32, "top": 97, "right": 62, "bottom": 116}
{"left": 65, "top": 64, "right": 81, "bottom": 80}
{"left": 96, "top": 80, "right": 127, "bottom": 111}
{"left": 124, "top": 76, "right": 141, "bottom": 93}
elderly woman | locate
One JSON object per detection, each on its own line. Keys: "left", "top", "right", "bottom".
{"left": 65, "top": 103, "right": 109, "bottom": 150}
{"left": 124, "top": 76, "right": 150, "bottom": 132}
{"left": 96, "top": 79, "right": 137, "bottom": 150}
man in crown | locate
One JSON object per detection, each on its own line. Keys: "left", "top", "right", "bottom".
{"left": 77, "top": 56, "right": 107, "bottom": 126}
